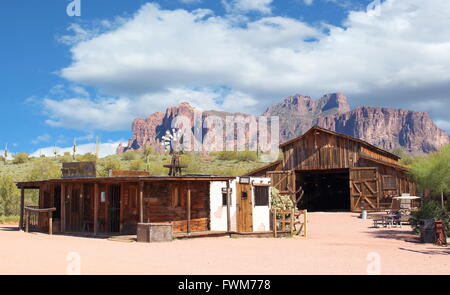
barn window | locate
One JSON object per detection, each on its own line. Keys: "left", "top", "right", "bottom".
{"left": 254, "top": 186, "right": 269, "bottom": 206}
{"left": 382, "top": 175, "right": 397, "bottom": 190}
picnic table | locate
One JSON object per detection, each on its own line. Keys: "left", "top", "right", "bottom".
{"left": 373, "top": 213, "right": 401, "bottom": 228}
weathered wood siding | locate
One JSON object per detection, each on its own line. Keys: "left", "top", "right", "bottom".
{"left": 142, "top": 181, "right": 210, "bottom": 233}
{"left": 282, "top": 131, "right": 360, "bottom": 170}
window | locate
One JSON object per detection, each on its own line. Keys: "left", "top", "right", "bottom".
{"left": 222, "top": 188, "right": 232, "bottom": 206}
{"left": 254, "top": 186, "right": 269, "bottom": 206}
{"left": 382, "top": 175, "right": 397, "bottom": 190}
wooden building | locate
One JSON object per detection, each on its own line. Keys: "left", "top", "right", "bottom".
{"left": 247, "top": 126, "right": 417, "bottom": 212}
{"left": 16, "top": 175, "right": 273, "bottom": 236}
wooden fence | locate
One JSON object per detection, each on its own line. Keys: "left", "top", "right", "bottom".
{"left": 271, "top": 209, "right": 307, "bottom": 238}
{"left": 24, "top": 206, "right": 56, "bottom": 235}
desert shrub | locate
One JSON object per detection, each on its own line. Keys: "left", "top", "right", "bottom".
{"left": 215, "top": 151, "right": 258, "bottom": 162}
{"left": 410, "top": 200, "right": 450, "bottom": 236}
{"left": 59, "top": 152, "right": 74, "bottom": 163}
{"left": 26, "top": 158, "right": 62, "bottom": 181}
{"left": 271, "top": 187, "right": 294, "bottom": 210}
{"left": 121, "top": 150, "right": 141, "bottom": 161}
{"left": 0, "top": 174, "right": 20, "bottom": 216}
{"left": 97, "top": 158, "right": 121, "bottom": 176}
{"left": 130, "top": 160, "right": 146, "bottom": 171}
{"left": 77, "top": 153, "right": 97, "bottom": 162}
{"left": 12, "top": 153, "right": 29, "bottom": 164}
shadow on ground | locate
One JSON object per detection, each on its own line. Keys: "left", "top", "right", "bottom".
{"left": 365, "top": 229, "right": 421, "bottom": 244}
{"left": 0, "top": 226, "right": 19, "bottom": 232}
{"left": 399, "top": 247, "right": 450, "bottom": 256}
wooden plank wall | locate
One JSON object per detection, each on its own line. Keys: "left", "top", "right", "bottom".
{"left": 142, "top": 181, "right": 210, "bottom": 233}
{"left": 282, "top": 132, "right": 359, "bottom": 170}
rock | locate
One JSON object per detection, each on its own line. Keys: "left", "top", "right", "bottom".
{"left": 118, "top": 93, "right": 449, "bottom": 154}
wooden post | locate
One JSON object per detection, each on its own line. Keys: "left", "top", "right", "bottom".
{"left": 25, "top": 210, "right": 29, "bottom": 233}
{"left": 304, "top": 209, "right": 308, "bottom": 238}
{"left": 19, "top": 187, "right": 25, "bottom": 231}
{"left": 61, "top": 184, "right": 66, "bottom": 233}
{"left": 49, "top": 211, "right": 53, "bottom": 235}
{"left": 291, "top": 209, "right": 294, "bottom": 235}
{"left": 282, "top": 211, "right": 286, "bottom": 232}
{"left": 273, "top": 209, "right": 277, "bottom": 238}
{"left": 226, "top": 181, "right": 231, "bottom": 233}
{"left": 94, "top": 183, "right": 99, "bottom": 235}
{"left": 187, "top": 185, "right": 191, "bottom": 235}
{"left": 139, "top": 181, "right": 144, "bottom": 223}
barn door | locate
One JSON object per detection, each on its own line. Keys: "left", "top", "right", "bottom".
{"left": 237, "top": 183, "right": 253, "bottom": 232}
{"left": 349, "top": 167, "right": 380, "bottom": 212}
{"left": 108, "top": 184, "right": 121, "bottom": 233}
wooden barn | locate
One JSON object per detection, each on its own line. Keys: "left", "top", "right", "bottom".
{"left": 16, "top": 174, "right": 273, "bottom": 236}
{"left": 247, "top": 126, "right": 417, "bottom": 212}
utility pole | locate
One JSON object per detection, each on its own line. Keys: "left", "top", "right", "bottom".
{"left": 73, "top": 139, "right": 77, "bottom": 160}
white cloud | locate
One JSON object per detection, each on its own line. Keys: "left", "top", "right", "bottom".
{"left": 180, "top": 0, "right": 202, "bottom": 4}
{"left": 49, "top": 0, "right": 450, "bottom": 133}
{"left": 222, "top": 0, "right": 274, "bottom": 14}
{"left": 303, "top": 0, "right": 314, "bottom": 6}
{"left": 32, "top": 134, "right": 51, "bottom": 145}
{"left": 42, "top": 87, "right": 258, "bottom": 130}
{"left": 31, "top": 141, "right": 124, "bottom": 158}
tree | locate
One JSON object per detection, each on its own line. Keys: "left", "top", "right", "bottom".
{"left": 12, "top": 152, "right": 29, "bottom": 164}
{"left": 0, "top": 174, "right": 20, "bottom": 216}
{"left": 409, "top": 145, "right": 450, "bottom": 207}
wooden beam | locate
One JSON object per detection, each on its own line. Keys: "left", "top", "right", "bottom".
{"left": 61, "top": 184, "right": 66, "bottom": 233}
{"left": 94, "top": 183, "right": 99, "bottom": 235}
{"left": 19, "top": 188, "right": 25, "bottom": 231}
{"left": 139, "top": 181, "right": 144, "bottom": 223}
{"left": 187, "top": 184, "right": 191, "bottom": 235}
{"left": 49, "top": 211, "right": 53, "bottom": 235}
{"left": 226, "top": 181, "right": 231, "bottom": 233}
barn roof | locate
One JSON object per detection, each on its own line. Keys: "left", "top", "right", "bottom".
{"left": 279, "top": 126, "right": 401, "bottom": 161}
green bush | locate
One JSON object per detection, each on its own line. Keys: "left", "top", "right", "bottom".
{"left": 410, "top": 200, "right": 450, "bottom": 236}
{"left": 97, "top": 158, "right": 121, "bottom": 176}
{"left": 26, "top": 158, "right": 62, "bottom": 181}
{"left": 0, "top": 174, "right": 20, "bottom": 216}
{"left": 121, "top": 150, "right": 141, "bottom": 161}
{"left": 12, "top": 153, "right": 29, "bottom": 164}
{"left": 271, "top": 187, "right": 294, "bottom": 210}
{"left": 130, "top": 160, "right": 146, "bottom": 171}
{"left": 215, "top": 151, "right": 258, "bottom": 162}
{"left": 77, "top": 153, "right": 97, "bottom": 162}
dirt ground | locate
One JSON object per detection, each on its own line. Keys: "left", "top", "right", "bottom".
{"left": 0, "top": 213, "right": 448, "bottom": 275}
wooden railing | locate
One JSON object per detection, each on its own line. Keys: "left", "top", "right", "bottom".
{"left": 271, "top": 209, "right": 307, "bottom": 238}
{"left": 24, "top": 207, "right": 56, "bottom": 235}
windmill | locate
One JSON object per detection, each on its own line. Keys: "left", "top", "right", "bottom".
{"left": 161, "top": 129, "right": 188, "bottom": 176}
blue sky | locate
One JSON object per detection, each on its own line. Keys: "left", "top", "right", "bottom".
{"left": 1, "top": 0, "right": 449, "bottom": 156}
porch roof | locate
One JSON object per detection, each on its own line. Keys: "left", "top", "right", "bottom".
{"left": 16, "top": 175, "right": 236, "bottom": 189}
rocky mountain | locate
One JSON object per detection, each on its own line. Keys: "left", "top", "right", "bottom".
{"left": 118, "top": 93, "right": 450, "bottom": 154}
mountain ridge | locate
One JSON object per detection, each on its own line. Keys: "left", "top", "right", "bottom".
{"left": 117, "top": 93, "right": 450, "bottom": 154}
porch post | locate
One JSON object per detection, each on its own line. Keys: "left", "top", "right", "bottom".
{"left": 94, "top": 183, "right": 99, "bottom": 235}
{"left": 61, "top": 184, "right": 66, "bottom": 233}
{"left": 187, "top": 184, "right": 191, "bottom": 235}
{"left": 226, "top": 180, "right": 231, "bottom": 233}
{"left": 139, "top": 181, "right": 144, "bottom": 223}
{"left": 19, "top": 187, "right": 25, "bottom": 230}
